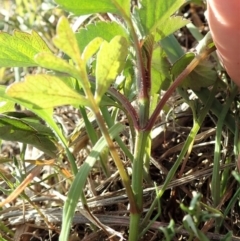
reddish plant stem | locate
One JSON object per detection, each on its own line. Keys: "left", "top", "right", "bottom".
{"left": 107, "top": 87, "right": 139, "bottom": 129}
{"left": 143, "top": 46, "right": 216, "bottom": 131}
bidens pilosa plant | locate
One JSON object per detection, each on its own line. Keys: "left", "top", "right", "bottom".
{"left": 0, "top": 0, "right": 239, "bottom": 241}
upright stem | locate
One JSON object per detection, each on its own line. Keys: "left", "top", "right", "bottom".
{"left": 129, "top": 131, "right": 150, "bottom": 241}
{"left": 88, "top": 91, "right": 138, "bottom": 213}
{"left": 95, "top": 108, "right": 138, "bottom": 212}
{"left": 120, "top": 9, "right": 153, "bottom": 241}
{"left": 75, "top": 53, "right": 138, "bottom": 214}
{"left": 116, "top": 4, "right": 149, "bottom": 127}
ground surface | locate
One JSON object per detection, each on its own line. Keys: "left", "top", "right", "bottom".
{"left": 0, "top": 1, "right": 240, "bottom": 241}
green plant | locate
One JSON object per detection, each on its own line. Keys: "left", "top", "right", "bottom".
{"left": 0, "top": 1, "right": 238, "bottom": 241}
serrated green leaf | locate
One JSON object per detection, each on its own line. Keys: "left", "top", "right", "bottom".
{"left": 53, "top": 16, "right": 82, "bottom": 65}
{"left": 55, "top": 0, "right": 130, "bottom": 17}
{"left": 34, "top": 52, "right": 81, "bottom": 79}
{"left": 0, "top": 85, "right": 67, "bottom": 148}
{"left": 59, "top": 122, "right": 124, "bottom": 241}
{"left": 82, "top": 37, "right": 104, "bottom": 62}
{"left": 0, "top": 30, "right": 51, "bottom": 67}
{"left": 136, "top": 0, "right": 189, "bottom": 41}
{"left": 95, "top": 36, "right": 128, "bottom": 102}
{"left": 138, "top": 0, "right": 185, "bottom": 32}
{"left": 0, "top": 114, "right": 57, "bottom": 157}
{"left": 156, "top": 17, "right": 189, "bottom": 41}
{"left": 6, "top": 74, "right": 89, "bottom": 108}
{"left": 171, "top": 52, "right": 217, "bottom": 90}
{"left": 14, "top": 30, "right": 51, "bottom": 52}
{"left": 76, "top": 21, "right": 129, "bottom": 53}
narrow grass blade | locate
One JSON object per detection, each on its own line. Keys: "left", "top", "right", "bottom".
{"left": 140, "top": 82, "right": 218, "bottom": 235}
{"left": 211, "top": 86, "right": 238, "bottom": 208}
{"left": 59, "top": 123, "right": 124, "bottom": 241}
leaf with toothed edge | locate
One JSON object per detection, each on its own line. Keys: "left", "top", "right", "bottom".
{"left": 6, "top": 74, "right": 90, "bottom": 109}
{"left": 76, "top": 21, "right": 129, "bottom": 53}
{"left": 135, "top": 0, "right": 190, "bottom": 41}
{"left": 0, "top": 30, "right": 51, "bottom": 67}
{"left": 54, "top": 0, "right": 130, "bottom": 17}
{"left": 95, "top": 36, "right": 129, "bottom": 103}
{"left": 171, "top": 52, "right": 217, "bottom": 90}
{"left": 53, "top": 16, "right": 82, "bottom": 65}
